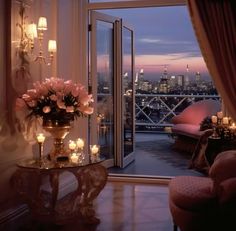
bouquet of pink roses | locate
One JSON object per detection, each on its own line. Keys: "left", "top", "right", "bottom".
{"left": 16, "top": 77, "right": 94, "bottom": 123}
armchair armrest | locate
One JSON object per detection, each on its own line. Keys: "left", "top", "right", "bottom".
{"left": 218, "top": 178, "right": 236, "bottom": 207}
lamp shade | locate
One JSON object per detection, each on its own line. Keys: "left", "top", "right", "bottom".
{"left": 38, "top": 17, "right": 47, "bottom": 30}
{"left": 48, "top": 40, "right": 57, "bottom": 52}
{"left": 27, "top": 23, "right": 38, "bottom": 39}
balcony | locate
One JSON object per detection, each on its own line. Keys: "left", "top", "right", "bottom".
{"left": 135, "top": 93, "right": 220, "bottom": 132}
{"left": 109, "top": 94, "right": 220, "bottom": 177}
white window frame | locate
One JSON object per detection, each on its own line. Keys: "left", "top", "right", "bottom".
{"left": 80, "top": 0, "right": 187, "bottom": 180}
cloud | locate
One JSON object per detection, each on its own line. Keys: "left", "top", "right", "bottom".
{"left": 139, "top": 38, "right": 192, "bottom": 46}
{"left": 166, "top": 52, "right": 203, "bottom": 60}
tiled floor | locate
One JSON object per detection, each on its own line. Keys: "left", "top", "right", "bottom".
{"left": 4, "top": 181, "right": 173, "bottom": 231}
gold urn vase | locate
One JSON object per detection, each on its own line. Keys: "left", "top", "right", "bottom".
{"left": 43, "top": 119, "right": 71, "bottom": 162}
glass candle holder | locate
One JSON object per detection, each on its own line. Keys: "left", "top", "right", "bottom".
{"left": 70, "top": 152, "right": 79, "bottom": 164}
{"left": 90, "top": 145, "right": 100, "bottom": 163}
{"left": 76, "top": 138, "right": 84, "bottom": 151}
{"left": 36, "top": 133, "right": 45, "bottom": 160}
{"left": 68, "top": 140, "right": 76, "bottom": 153}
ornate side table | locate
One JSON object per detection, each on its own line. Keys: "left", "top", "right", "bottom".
{"left": 11, "top": 159, "right": 108, "bottom": 225}
{"left": 205, "top": 137, "right": 236, "bottom": 166}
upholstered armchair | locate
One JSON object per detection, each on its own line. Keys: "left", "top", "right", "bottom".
{"left": 169, "top": 150, "right": 236, "bottom": 231}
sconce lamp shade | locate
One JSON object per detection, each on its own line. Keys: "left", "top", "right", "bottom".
{"left": 48, "top": 40, "right": 57, "bottom": 53}
{"left": 27, "top": 23, "right": 38, "bottom": 39}
{"left": 38, "top": 17, "right": 47, "bottom": 30}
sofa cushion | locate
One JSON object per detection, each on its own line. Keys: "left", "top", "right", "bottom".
{"left": 169, "top": 176, "right": 216, "bottom": 211}
{"left": 171, "top": 124, "right": 206, "bottom": 139}
{"left": 209, "top": 150, "right": 236, "bottom": 191}
{"left": 171, "top": 99, "right": 221, "bottom": 125}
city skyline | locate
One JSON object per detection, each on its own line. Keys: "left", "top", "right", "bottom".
{"left": 101, "top": 6, "right": 211, "bottom": 81}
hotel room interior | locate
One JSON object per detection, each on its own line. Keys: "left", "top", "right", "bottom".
{"left": 0, "top": 0, "right": 235, "bottom": 230}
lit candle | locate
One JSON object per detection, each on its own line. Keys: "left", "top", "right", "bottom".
{"left": 38, "top": 17, "right": 47, "bottom": 30}
{"left": 36, "top": 133, "right": 45, "bottom": 143}
{"left": 48, "top": 40, "right": 57, "bottom": 53}
{"left": 90, "top": 145, "right": 99, "bottom": 154}
{"left": 76, "top": 138, "right": 84, "bottom": 149}
{"left": 217, "top": 111, "right": 223, "bottom": 119}
{"left": 211, "top": 115, "right": 217, "bottom": 124}
{"left": 36, "top": 133, "right": 45, "bottom": 161}
{"left": 69, "top": 140, "right": 76, "bottom": 151}
{"left": 70, "top": 153, "right": 79, "bottom": 163}
{"left": 222, "top": 117, "right": 229, "bottom": 125}
{"left": 230, "top": 123, "right": 236, "bottom": 131}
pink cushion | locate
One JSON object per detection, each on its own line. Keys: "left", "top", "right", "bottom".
{"left": 218, "top": 178, "right": 236, "bottom": 206}
{"left": 209, "top": 150, "right": 236, "bottom": 191}
{"left": 169, "top": 176, "right": 216, "bottom": 211}
{"left": 171, "top": 124, "right": 206, "bottom": 139}
{"left": 171, "top": 99, "right": 221, "bottom": 125}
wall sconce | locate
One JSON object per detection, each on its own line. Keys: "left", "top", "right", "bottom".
{"left": 16, "top": 1, "right": 57, "bottom": 67}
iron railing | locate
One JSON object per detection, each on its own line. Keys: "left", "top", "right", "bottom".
{"left": 135, "top": 94, "right": 220, "bottom": 129}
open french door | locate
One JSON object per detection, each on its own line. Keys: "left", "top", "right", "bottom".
{"left": 90, "top": 11, "right": 135, "bottom": 168}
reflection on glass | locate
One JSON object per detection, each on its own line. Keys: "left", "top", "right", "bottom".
{"left": 96, "top": 21, "right": 114, "bottom": 160}
{"left": 123, "top": 27, "right": 134, "bottom": 156}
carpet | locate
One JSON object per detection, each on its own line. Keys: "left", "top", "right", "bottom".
{"left": 135, "top": 138, "right": 192, "bottom": 170}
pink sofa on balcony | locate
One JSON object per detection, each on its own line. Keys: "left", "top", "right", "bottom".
{"left": 171, "top": 99, "right": 221, "bottom": 153}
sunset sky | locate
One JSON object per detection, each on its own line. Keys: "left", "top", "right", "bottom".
{"left": 101, "top": 6, "right": 211, "bottom": 81}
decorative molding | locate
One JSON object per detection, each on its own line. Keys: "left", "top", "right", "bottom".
{"left": 108, "top": 174, "right": 171, "bottom": 185}
{"left": 87, "top": 0, "right": 186, "bottom": 10}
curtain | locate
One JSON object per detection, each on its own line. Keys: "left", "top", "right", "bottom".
{"left": 187, "top": 0, "right": 236, "bottom": 119}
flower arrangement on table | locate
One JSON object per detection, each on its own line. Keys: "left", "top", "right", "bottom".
{"left": 16, "top": 77, "right": 94, "bottom": 124}
{"left": 16, "top": 77, "right": 94, "bottom": 162}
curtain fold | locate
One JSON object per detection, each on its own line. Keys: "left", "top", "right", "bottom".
{"left": 187, "top": 0, "right": 236, "bottom": 119}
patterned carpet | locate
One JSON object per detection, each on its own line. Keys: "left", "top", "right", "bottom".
{"left": 109, "top": 135, "right": 203, "bottom": 177}
{"left": 135, "top": 138, "right": 191, "bottom": 169}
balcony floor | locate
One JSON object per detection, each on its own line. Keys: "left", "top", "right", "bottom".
{"left": 108, "top": 133, "right": 203, "bottom": 177}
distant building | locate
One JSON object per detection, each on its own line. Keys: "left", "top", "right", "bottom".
{"left": 185, "top": 64, "right": 190, "bottom": 88}
{"left": 159, "top": 77, "right": 169, "bottom": 93}
{"left": 195, "top": 71, "right": 201, "bottom": 83}
{"left": 159, "top": 65, "right": 170, "bottom": 93}
{"left": 169, "top": 75, "right": 177, "bottom": 88}
{"left": 142, "top": 80, "right": 152, "bottom": 92}
{"left": 138, "top": 69, "right": 144, "bottom": 90}
{"left": 177, "top": 75, "right": 184, "bottom": 87}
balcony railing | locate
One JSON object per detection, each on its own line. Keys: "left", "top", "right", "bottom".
{"left": 135, "top": 94, "right": 220, "bottom": 130}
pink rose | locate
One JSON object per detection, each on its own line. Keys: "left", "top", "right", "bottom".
{"left": 72, "top": 86, "right": 79, "bottom": 97}
{"left": 50, "top": 94, "right": 57, "bottom": 101}
{"left": 43, "top": 106, "right": 51, "bottom": 113}
{"left": 22, "top": 94, "right": 32, "bottom": 102}
{"left": 80, "top": 94, "right": 94, "bottom": 105}
{"left": 57, "top": 100, "right": 66, "bottom": 109}
{"left": 45, "top": 78, "right": 53, "bottom": 89}
{"left": 52, "top": 78, "right": 64, "bottom": 92}
{"left": 27, "top": 100, "right": 37, "bottom": 107}
{"left": 15, "top": 98, "right": 27, "bottom": 110}
{"left": 39, "top": 84, "right": 49, "bottom": 96}
{"left": 64, "top": 83, "right": 73, "bottom": 95}
{"left": 66, "top": 106, "right": 74, "bottom": 113}
{"left": 79, "top": 105, "right": 94, "bottom": 115}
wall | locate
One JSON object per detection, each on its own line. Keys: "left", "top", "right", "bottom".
{"left": 0, "top": 0, "right": 88, "bottom": 223}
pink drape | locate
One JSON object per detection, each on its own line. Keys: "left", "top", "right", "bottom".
{"left": 187, "top": 0, "right": 236, "bottom": 119}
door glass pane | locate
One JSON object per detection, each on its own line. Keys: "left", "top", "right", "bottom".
{"left": 96, "top": 21, "right": 114, "bottom": 160}
{"left": 123, "top": 27, "right": 134, "bottom": 156}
